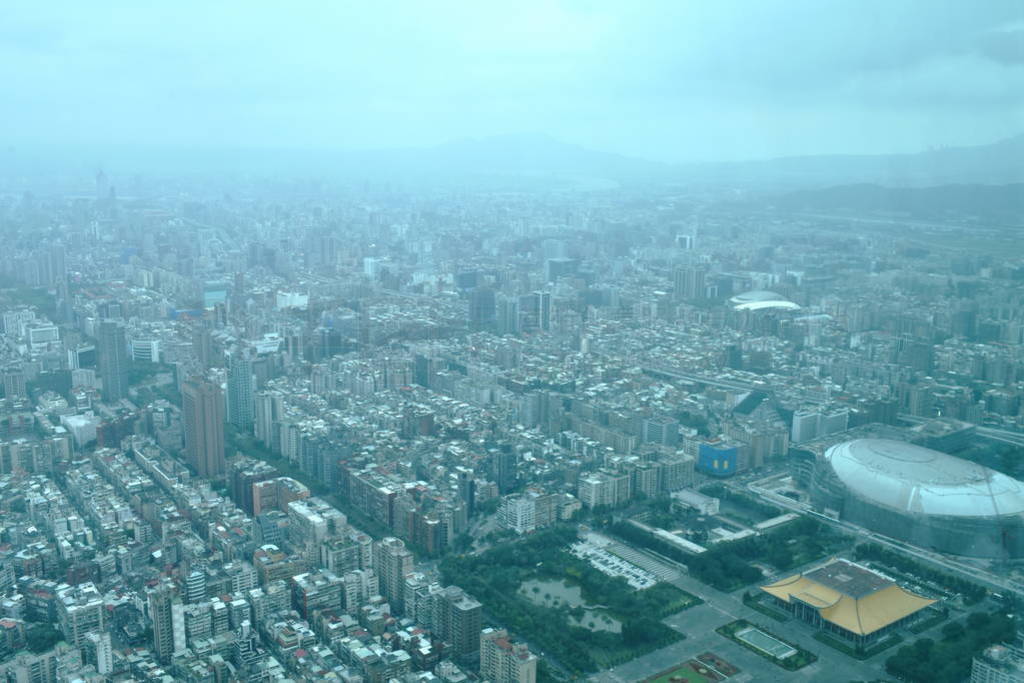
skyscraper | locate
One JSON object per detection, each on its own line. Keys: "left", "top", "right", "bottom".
{"left": 532, "top": 291, "right": 552, "bottom": 332}
{"left": 457, "top": 468, "right": 476, "bottom": 518}
{"left": 182, "top": 377, "right": 226, "bottom": 478}
{"left": 228, "top": 348, "right": 255, "bottom": 431}
{"left": 148, "top": 581, "right": 185, "bottom": 664}
{"left": 468, "top": 287, "right": 496, "bottom": 332}
{"left": 97, "top": 320, "right": 129, "bottom": 402}
{"left": 493, "top": 447, "right": 518, "bottom": 494}
{"left": 673, "top": 265, "right": 707, "bottom": 301}
{"left": 192, "top": 324, "right": 215, "bottom": 370}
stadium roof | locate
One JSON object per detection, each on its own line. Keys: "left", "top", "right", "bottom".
{"left": 761, "top": 559, "right": 935, "bottom": 636}
{"left": 728, "top": 290, "right": 801, "bottom": 312}
{"left": 826, "top": 439, "right": 1024, "bottom": 518}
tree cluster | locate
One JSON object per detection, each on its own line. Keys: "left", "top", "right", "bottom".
{"left": 885, "top": 611, "right": 1016, "bottom": 683}
{"left": 439, "top": 526, "right": 689, "bottom": 675}
{"left": 853, "top": 543, "right": 986, "bottom": 603}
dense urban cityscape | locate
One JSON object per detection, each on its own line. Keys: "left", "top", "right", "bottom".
{"left": 4, "top": 2, "right": 1024, "bottom": 682}
{"left": 0, "top": 158, "right": 1020, "bottom": 683}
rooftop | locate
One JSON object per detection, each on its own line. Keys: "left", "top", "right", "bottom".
{"left": 761, "top": 559, "right": 935, "bottom": 636}
{"left": 826, "top": 439, "right": 1024, "bottom": 518}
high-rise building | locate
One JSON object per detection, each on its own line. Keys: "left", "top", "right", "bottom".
{"left": 673, "top": 265, "right": 707, "bottom": 301}
{"left": 290, "top": 570, "right": 344, "bottom": 621}
{"left": 230, "top": 458, "right": 277, "bottom": 514}
{"left": 341, "top": 569, "right": 378, "bottom": 615}
{"left": 468, "top": 288, "right": 496, "bottom": 332}
{"left": 255, "top": 390, "right": 285, "bottom": 448}
{"left": 496, "top": 294, "right": 520, "bottom": 335}
{"left": 185, "top": 570, "right": 207, "bottom": 604}
{"left": 481, "top": 627, "right": 538, "bottom": 683}
{"left": 228, "top": 348, "right": 255, "bottom": 431}
{"left": 432, "top": 586, "right": 482, "bottom": 660}
{"left": 97, "top": 320, "right": 129, "bottom": 402}
{"left": 148, "top": 581, "right": 185, "bottom": 664}
{"left": 56, "top": 582, "right": 104, "bottom": 648}
{"left": 182, "top": 378, "right": 226, "bottom": 478}
{"left": 85, "top": 631, "right": 114, "bottom": 675}
{"left": 532, "top": 291, "right": 552, "bottom": 332}
{"left": 192, "top": 325, "right": 215, "bottom": 370}
{"left": 373, "top": 537, "right": 414, "bottom": 615}
{"left": 457, "top": 468, "right": 476, "bottom": 518}
{"left": 493, "top": 448, "right": 518, "bottom": 494}
{"left": 498, "top": 496, "right": 536, "bottom": 534}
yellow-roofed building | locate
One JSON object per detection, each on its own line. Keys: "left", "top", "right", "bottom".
{"left": 760, "top": 558, "right": 936, "bottom": 648}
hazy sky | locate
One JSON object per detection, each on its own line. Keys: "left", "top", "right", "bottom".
{"left": 4, "top": 1, "right": 1023, "bottom": 162}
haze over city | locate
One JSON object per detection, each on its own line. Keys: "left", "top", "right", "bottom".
{"left": 0, "top": 4, "right": 1023, "bottom": 683}
{"left": 4, "top": 1, "right": 1024, "bottom": 162}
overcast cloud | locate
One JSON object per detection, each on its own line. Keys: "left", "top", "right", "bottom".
{"left": 3, "top": 1, "right": 1022, "bottom": 162}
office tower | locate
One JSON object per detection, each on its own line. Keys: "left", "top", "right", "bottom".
{"left": 228, "top": 348, "right": 255, "bottom": 431}
{"left": 790, "top": 409, "right": 820, "bottom": 444}
{"left": 481, "top": 627, "right": 538, "bottom": 683}
{"left": 149, "top": 581, "right": 186, "bottom": 664}
{"left": 432, "top": 586, "right": 482, "bottom": 659}
{"left": 97, "top": 320, "right": 129, "bottom": 402}
{"left": 496, "top": 294, "right": 520, "bottom": 335}
{"left": 192, "top": 324, "right": 215, "bottom": 370}
{"left": 255, "top": 390, "right": 285, "bottom": 448}
{"left": 532, "top": 291, "right": 552, "bottom": 332}
{"left": 493, "top": 448, "right": 517, "bottom": 494}
{"left": 373, "top": 537, "right": 414, "bottom": 615}
{"left": 182, "top": 378, "right": 226, "bottom": 478}
{"left": 468, "top": 287, "right": 496, "bottom": 332}
{"left": 724, "top": 343, "right": 743, "bottom": 370}
{"left": 457, "top": 468, "right": 476, "bottom": 518}
{"left": 673, "top": 265, "right": 707, "bottom": 300}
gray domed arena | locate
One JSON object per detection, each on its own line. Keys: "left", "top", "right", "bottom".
{"left": 728, "top": 290, "right": 801, "bottom": 312}
{"left": 811, "top": 439, "right": 1024, "bottom": 558}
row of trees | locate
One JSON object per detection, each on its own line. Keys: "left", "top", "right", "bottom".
{"left": 885, "top": 611, "right": 1016, "bottom": 683}
{"left": 611, "top": 515, "right": 841, "bottom": 591}
{"left": 852, "top": 543, "right": 986, "bottom": 603}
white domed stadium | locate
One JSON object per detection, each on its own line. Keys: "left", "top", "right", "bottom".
{"left": 729, "top": 290, "right": 801, "bottom": 312}
{"left": 811, "top": 439, "right": 1024, "bottom": 558}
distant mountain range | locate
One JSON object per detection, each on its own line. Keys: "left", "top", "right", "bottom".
{"left": 768, "top": 183, "right": 1024, "bottom": 223}
{"left": 689, "top": 134, "right": 1024, "bottom": 189}
{"left": 368, "top": 132, "right": 1024, "bottom": 189}
{"left": 5, "top": 131, "right": 1022, "bottom": 195}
